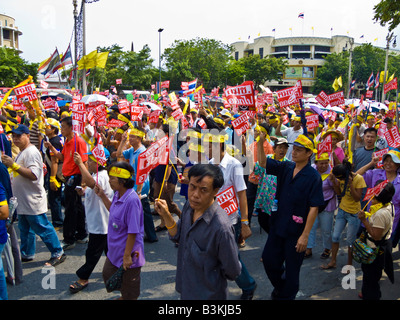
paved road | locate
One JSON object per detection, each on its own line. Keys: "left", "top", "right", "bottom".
{"left": 5, "top": 187, "right": 400, "bottom": 301}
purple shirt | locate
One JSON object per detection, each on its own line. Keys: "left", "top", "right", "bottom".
{"left": 312, "top": 164, "right": 337, "bottom": 212}
{"left": 363, "top": 169, "right": 400, "bottom": 233}
{"left": 107, "top": 189, "right": 145, "bottom": 268}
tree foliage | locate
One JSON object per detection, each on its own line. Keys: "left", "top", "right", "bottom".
{"left": 0, "top": 47, "right": 38, "bottom": 87}
{"left": 373, "top": 0, "right": 400, "bottom": 32}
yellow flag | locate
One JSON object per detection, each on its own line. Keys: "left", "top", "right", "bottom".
{"left": 0, "top": 76, "right": 33, "bottom": 109}
{"left": 388, "top": 73, "right": 395, "bottom": 82}
{"left": 332, "top": 78, "right": 339, "bottom": 91}
{"left": 95, "top": 52, "right": 109, "bottom": 69}
{"left": 337, "top": 76, "right": 343, "bottom": 88}
{"left": 77, "top": 50, "right": 98, "bottom": 70}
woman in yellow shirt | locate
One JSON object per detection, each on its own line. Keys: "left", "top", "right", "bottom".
{"left": 321, "top": 160, "right": 366, "bottom": 270}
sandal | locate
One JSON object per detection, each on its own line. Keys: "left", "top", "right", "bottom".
{"left": 304, "top": 249, "right": 312, "bottom": 259}
{"left": 44, "top": 253, "right": 66, "bottom": 267}
{"left": 69, "top": 281, "right": 88, "bottom": 294}
{"left": 320, "top": 263, "right": 336, "bottom": 270}
{"left": 320, "top": 249, "right": 331, "bottom": 260}
{"left": 155, "top": 226, "right": 167, "bottom": 232}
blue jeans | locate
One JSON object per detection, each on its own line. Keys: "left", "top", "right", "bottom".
{"left": 332, "top": 208, "right": 361, "bottom": 246}
{"left": 307, "top": 210, "right": 334, "bottom": 250}
{"left": 233, "top": 220, "right": 256, "bottom": 292}
{"left": 45, "top": 172, "right": 64, "bottom": 227}
{"left": 18, "top": 214, "right": 64, "bottom": 259}
{"left": 0, "top": 241, "right": 8, "bottom": 300}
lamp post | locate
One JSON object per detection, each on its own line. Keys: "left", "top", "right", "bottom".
{"left": 158, "top": 28, "right": 164, "bottom": 90}
{"left": 381, "top": 32, "right": 394, "bottom": 103}
{"left": 73, "top": 0, "right": 78, "bottom": 90}
{"left": 346, "top": 37, "right": 354, "bottom": 99}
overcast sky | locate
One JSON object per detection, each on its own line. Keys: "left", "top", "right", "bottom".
{"left": 2, "top": 0, "right": 399, "bottom": 65}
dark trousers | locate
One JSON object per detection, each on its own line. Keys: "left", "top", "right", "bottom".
{"left": 361, "top": 250, "right": 386, "bottom": 300}
{"left": 262, "top": 229, "right": 305, "bottom": 300}
{"left": 76, "top": 233, "right": 108, "bottom": 280}
{"left": 44, "top": 172, "right": 63, "bottom": 227}
{"left": 246, "top": 181, "right": 258, "bottom": 225}
{"left": 142, "top": 197, "right": 157, "bottom": 241}
{"left": 63, "top": 175, "right": 87, "bottom": 244}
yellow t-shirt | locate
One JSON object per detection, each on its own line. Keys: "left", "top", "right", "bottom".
{"left": 338, "top": 174, "right": 366, "bottom": 214}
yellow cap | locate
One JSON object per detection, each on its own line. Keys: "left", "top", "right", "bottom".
{"left": 293, "top": 134, "right": 317, "bottom": 153}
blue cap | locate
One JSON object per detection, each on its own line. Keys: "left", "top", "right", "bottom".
{"left": 11, "top": 124, "right": 30, "bottom": 135}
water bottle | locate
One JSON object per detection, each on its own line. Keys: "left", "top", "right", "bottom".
{"left": 271, "top": 199, "right": 278, "bottom": 212}
{"left": 66, "top": 175, "right": 75, "bottom": 187}
{"left": 8, "top": 197, "right": 18, "bottom": 216}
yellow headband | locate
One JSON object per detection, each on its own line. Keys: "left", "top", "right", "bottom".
{"left": 129, "top": 128, "right": 146, "bottom": 138}
{"left": 89, "top": 155, "right": 107, "bottom": 167}
{"left": 203, "top": 132, "right": 226, "bottom": 143}
{"left": 109, "top": 166, "right": 132, "bottom": 179}
{"left": 213, "top": 117, "right": 225, "bottom": 126}
{"left": 315, "top": 152, "right": 330, "bottom": 161}
{"left": 269, "top": 118, "right": 279, "bottom": 124}
{"left": 187, "top": 130, "right": 202, "bottom": 139}
{"left": 116, "top": 128, "right": 124, "bottom": 134}
{"left": 294, "top": 134, "right": 317, "bottom": 153}
{"left": 188, "top": 142, "right": 204, "bottom": 153}
{"left": 293, "top": 116, "right": 301, "bottom": 122}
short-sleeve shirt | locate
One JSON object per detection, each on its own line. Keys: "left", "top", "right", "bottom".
{"left": 367, "top": 204, "right": 394, "bottom": 248}
{"left": 338, "top": 174, "right": 366, "bottom": 214}
{"left": 12, "top": 145, "right": 48, "bottom": 215}
{"left": 107, "top": 189, "right": 145, "bottom": 269}
{"left": 61, "top": 134, "right": 88, "bottom": 177}
{"left": 266, "top": 158, "right": 324, "bottom": 238}
{"left": 122, "top": 145, "right": 150, "bottom": 195}
{"left": 280, "top": 127, "right": 303, "bottom": 160}
{"left": 210, "top": 153, "right": 247, "bottom": 223}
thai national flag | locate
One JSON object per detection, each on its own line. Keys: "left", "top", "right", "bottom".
{"left": 350, "top": 80, "right": 356, "bottom": 91}
{"left": 298, "top": 12, "right": 304, "bottom": 19}
{"left": 179, "top": 79, "right": 197, "bottom": 95}
{"left": 375, "top": 71, "right": 380, "bottom": 89}
{"left": 366, "top": 72, "right": 374, "bottom": 89}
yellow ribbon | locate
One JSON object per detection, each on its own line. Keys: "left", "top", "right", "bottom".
{"left": 49, "top": 176, "right": 61, "bottom": 188}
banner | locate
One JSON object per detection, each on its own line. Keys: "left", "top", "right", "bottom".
{"left": 276, "top": 86, "right": 299, "bottom": 108}
{"left": 373, "top": 147, "right": 389, "bottom": 169}
{"left": 384, "top": 77, "right": 397, "bottom": 94}
{"left": 106, "top": 119, "right": 127, "bottom": 128}
{"left": 317, "top": 134, "right": 332, "bottom": 157}
{"left": 149, "top": 110, "right": 161, "bottom": 124}
{"left": 384, "top": 126, "right": 400, "bottom": 148}
{"left": 40, "top": 80, "right": 49, "bottom": 89}
{"left": 71, "top": 104, "right": 86, "bottom": 134}
{"left": 14, "top": 83, "right": 37, "bottom": 102}
{"left": 224, "top": 81, "right": 255, "bottom": 108}
{"left": 327, "top": 91, "right": 345, "bottom": 106}
{"left": 216, "top": 186, "right": 239, "bottom": 216}
{"left": 231, "top": 112, "right": 250, "bottom": 135}
{"left": 118, "top": 100, "right": 130, "bottom": 114}
{"left": 316, "top": 91, "right": 329, "bottom": 108}
{"left": 91, "top": 135, "right": 107, "bottom": 166}
{"left": 306, "top": 114, "right": 319, "bottom": 130}
{"left": 136, "top": 136, "right": 169, "bottom": 185}
{"left": 363, "top": 179, "right": 389, "bottom": 201}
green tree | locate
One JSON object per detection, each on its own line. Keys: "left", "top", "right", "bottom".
{"left": 0, "top": 47, "right": 38, "bottom": 87}
{"left": 236, "top": 54, "right": 288, "bottom": 88}
{"left": 163, "top": 38, "right": 233, "bottom": 90}
{"left": 312, "top": 52, "right": 349, "bottom": 94}
{"left": 373, "top": 0, "right": 400, "bottom": 32}
{"left": 352, "top": 44, "right": 386, "bottom": 85}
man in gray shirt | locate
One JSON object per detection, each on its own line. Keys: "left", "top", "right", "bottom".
{"left": 155, "top": 164, "right": 241, "bottom": 300}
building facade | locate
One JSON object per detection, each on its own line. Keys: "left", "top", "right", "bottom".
{"left": 0, "top": 14, "right": 22, "bottom": 52}
{"left": 231, "top": 35, "right": 362, "bottom": 93}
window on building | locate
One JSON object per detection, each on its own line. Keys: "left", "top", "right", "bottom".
{"left": 292, "top": 53, "right": 310, "bottom": 59}
{"left": 292, "top": 45, "right": 310, "bottom": 52}
{"left": 274, "top": 53, "right": 289, "bottom": 59}
{"left": 314, "top": 53, "right": 328, "bottom": 60}
{"left": 259, "top": 47, "right": 264, "bottom": 59}
{"left": 315, "top": 46, "right": 331, "bottom": 53}
{"left": 235, "top": 51, "right": 239, "bottom": 61}
{"left": 3, "top": 29, "right": 10, "bottom": 40}
{"left": 274, "top": 46, "right": 288, "bottom": 53}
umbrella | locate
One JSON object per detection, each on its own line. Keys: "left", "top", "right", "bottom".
{"left": 80, "top": 94, "right": 112, "bottom": 105}
{"left": 329, "top": 106, "right": 345, "bottom": 114}
{"left": 370, "top": 102, "right": 388, "bottom": 112}
{"left": 140, "top": 102, "right": 162, "bottom": 111}
{"left": 3, "top": 234, "right": 15, "bottom": 285}
{"left": 41, "top": 92, "right": 72, "bottom": 102}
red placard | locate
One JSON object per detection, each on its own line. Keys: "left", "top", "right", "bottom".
{"left": 316, "top": 91, "right": 329, "bottom": 108}
{"left": 224, "top": 81, "right": 255, "bottom": 108}
{"left": 384, "top": 77, "right": 397, "bottom": 94}
{"left": 317, "top": 134, "right": 332, "bottom": 158}
{"left": 276, "top": 86, "right": 300, "bottom": 108}
{"left": 384, "top": 126, "right": 400, "bottom": 148}
{"left": 131, "top": 106, "right": 144, "bottom": 121}
{"left": 327, "top": 91, "right": 345, "bottom": 107}
{"left": 231, "top": 112, "right": 250, "bottom": 135}
{"left": 149, "top": 110, "right": 161, "bottom": 124}
{"left": 363, "top": 179, "right": 389, "bottom": 201}
{"left": 216, "top": 186, "right": 238, "bottom": 216}
{"left": 136, "top": 136, "right": 169, "bottom": 185}
{"left": 306, "top": 114, "right": 319, "bottom": 130}
{"left": 118, "top": 100, "right": 130, "bottom": 114}
{"left": 106, "top": 119, "right": 127, "bottom": 128}
{"left": 14, "top": 83, "right": 37, "bottom": 101}
{"left": 172, "top": 108, "right": 184, "bottom": 121}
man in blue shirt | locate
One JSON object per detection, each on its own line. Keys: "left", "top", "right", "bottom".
{"left": 258, "top": 133, "right": 324, "bottom": 300}
{"left": 117, "top": 126, "right": 157, "bottom": 243}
